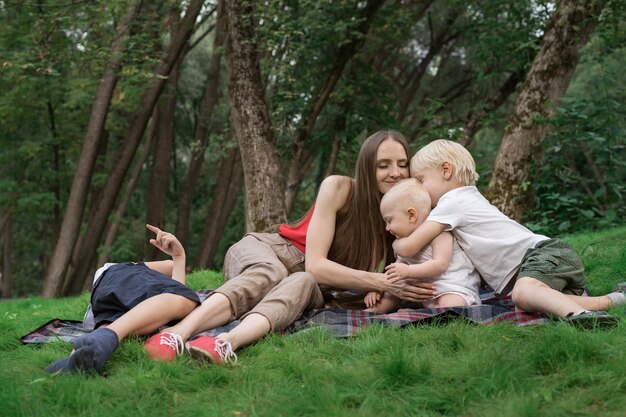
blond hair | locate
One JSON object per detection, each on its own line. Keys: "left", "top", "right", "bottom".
{"left": 381, "top": 178, "right": 431, "bottom": 218}
{"left": 410, "top": 139, "right": 479, "bottom": 185}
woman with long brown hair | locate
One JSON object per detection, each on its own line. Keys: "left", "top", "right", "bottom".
{"left": 144, "top": 130, "right": 436, "bottom": 364}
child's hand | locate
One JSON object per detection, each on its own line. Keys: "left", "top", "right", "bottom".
{"left": 364, "top": 291, "right": 381, "bottom": 308}
{"left": 146, "top": 224, "right": 185, "bottom": 258}
{"left": 385, "top": 262, "right": 410, "bottom": 283}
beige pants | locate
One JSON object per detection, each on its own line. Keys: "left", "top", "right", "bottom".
{"left": 216, "top": 233, "right": 325, "bottom": 331}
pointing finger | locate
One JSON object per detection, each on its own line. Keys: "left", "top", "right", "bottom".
{"left": 146, "top": 224, "right": 161, "bottom": 234}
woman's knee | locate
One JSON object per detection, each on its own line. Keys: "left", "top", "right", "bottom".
{"left": 225, "top": 262, "right": 290, "bottom": 286}
{"left": 223, "top": 234, "right": 288, "bottom": 281}
{"left": 283, "top": 272, "right": 324, "bottom": 308}
{"left": 283, "top": 271, "right": 317, "bottom": 290}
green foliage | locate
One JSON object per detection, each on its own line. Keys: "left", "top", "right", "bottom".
{"left": 526, "top": 18, "right": 626, "bottom": 236}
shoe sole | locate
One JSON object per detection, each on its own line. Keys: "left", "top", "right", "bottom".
{"left": 612, "top": 284, "right": 626, "bottom": 293}
{"left": 186, "top": 344, "right": 220, "bottom": 364}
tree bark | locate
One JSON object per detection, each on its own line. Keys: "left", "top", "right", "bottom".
{"left": 61, "top": 0, "right": 205, "bottom": 295}
{"left": 225, "top": 0, "right": 286, "bottom": 231}
{"left": 176, "top": 0, "right": 227, "bottom": 248}
{"left": 194, "top": 146, "right": 243, "bottom": 269}
{"left": 41, "top": 1, "right": 141, "bottom": 297}
{"left": 284, "top": 0, "right": 385, "bottom": 214}
{"left": 486, "top": 0, "right": 604, "bottom": 220}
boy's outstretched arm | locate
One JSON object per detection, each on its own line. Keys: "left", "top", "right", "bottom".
{"left": 146, "top": 224, "right": 187, "bottom": 285}
{"left": 392, "top": 220, "right": 446, "bottom": 258}
{"left": 386, "top": 232, "right": 452, "bottom": 283}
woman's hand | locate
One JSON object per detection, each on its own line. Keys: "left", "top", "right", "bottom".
{"left": 384, "top": 277, "right": 435, "bottom": 302}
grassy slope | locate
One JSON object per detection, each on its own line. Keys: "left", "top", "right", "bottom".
{"left": 1, "top": 227, "right": 625, "bottom": 417}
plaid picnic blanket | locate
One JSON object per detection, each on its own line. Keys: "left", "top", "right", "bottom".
{"left": 20, "top": 289, "right": 552, "bottom": 344}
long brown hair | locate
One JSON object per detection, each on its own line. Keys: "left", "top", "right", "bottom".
{"left": 328, "top": 130, "right": 411, "bottom": 271}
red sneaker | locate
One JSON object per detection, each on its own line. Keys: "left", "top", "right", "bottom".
{"left": 186, "top": 336, "right": 238, "bottom": 365}
{"left": 144, "top": 332, "right": 185, "bottom": 361}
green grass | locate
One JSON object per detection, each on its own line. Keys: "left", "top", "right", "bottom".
{"left": 1, "top": 227, "right": 626, "bottom": 417}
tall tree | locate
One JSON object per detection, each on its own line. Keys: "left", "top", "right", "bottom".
{"left": 194, "top": 145, "right": 244, "bottom": 269}
{"left": 41, "top": 2, "right": 142, "bottom": 297}
{"left": 486, "top": 0, "right": 605, "bottom": 220}
{"left": 226, "top": 0, "right": 286, "bottom": 231}
{"left": 59, "top": 0, "right": 205, "bottom": 295}
{"left": 458, "top": 69, "right": 526, "bottom": 147}
{"left": 146, "top": 6, "right": 184, "bottom": 260}
{"left": 176, "top": 0, "right": 227, "bottom": 249}
{"left": 283, "top": 0, "right": 386, "bottom": 214}
{"left": 97, "top": 120, "right": 155, "bottom": 267}
{"left": 396, "top": 9, "right": 461, "bottom": 123}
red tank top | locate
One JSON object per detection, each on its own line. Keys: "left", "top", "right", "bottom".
{"left": 278, "top": 205, "right": 315, "bottom": 252}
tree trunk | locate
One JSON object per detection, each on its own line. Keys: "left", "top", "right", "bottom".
{"left": 194, "top": 146, "right": 243, "bottom": 269}
{"left": 457, "top": 69, "right": 526, "bottom": 147}
{"left": 46, "top": 101, "right": 62, "bottom": 240}
{"left": 370, "top": 0, "right": 436, "bottom": 75}
{"left": 396, "top": 11, "right": 461, "bottom": 123}
{"left": 323, "top": 132, "right": 342, "bottom": 180}
{"left": 61, "top": 0, "right": 205, "bottom": 295}
{"left": 146, "top": 65, "right": 179, "bottom": 260}
{"left": 409, "top": 76, "right": 473, "bottom": 141}
{"left": 225, "top": 0, "right": 286, "bottom": 231}
{"left": 176, "top": 0, "right": 226, "bottom": 249}
{"left": 96, "top": 116, "right": 157, "bottom": 267}
{"left": 41, "top": 1, "right": 141, "bottom": 297}
{"left": 146, "top": 6, "right": 185, "bottom": 259}
{"left": 0, "top": 215, "right": 11, "bottom": 298}
{"left": 284, "top": 0, "right": 385, "bottom": 214}
{"left": 486, "top": 0, "right": 604, "bottom": 220}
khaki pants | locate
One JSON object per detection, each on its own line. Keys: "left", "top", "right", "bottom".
{"left": 216, "top": 233, "right": 325, "bottom": 331}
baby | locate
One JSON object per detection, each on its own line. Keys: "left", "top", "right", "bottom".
{"left": 365, "top": 178, "right": 481, "bottom": 313}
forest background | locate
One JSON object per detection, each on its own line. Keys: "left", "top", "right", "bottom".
{"left": 0, "top": 0, "right": 624, "bottom": 298}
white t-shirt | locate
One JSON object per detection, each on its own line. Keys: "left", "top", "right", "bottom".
{"left": 427, "top": 186, "right": 548, "bottom": 294}
{"left": 398, "top": 237, "right": 481, "bottom": 305}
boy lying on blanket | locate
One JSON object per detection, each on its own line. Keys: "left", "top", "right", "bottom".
{"left": 46, "top": 225, "right": 201, "bottom": 374}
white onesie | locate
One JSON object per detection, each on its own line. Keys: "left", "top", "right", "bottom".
{"left": 398, "top": 237, "right": 481, "bottom": 306}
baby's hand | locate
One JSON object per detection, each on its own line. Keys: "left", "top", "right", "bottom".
{"left": 364, "top": 291, "right": 382, "bottom": 308}
{"left": 385, "top": 262, "right": 410, "bottom": 283}
{"left": 146, "top": 224, "right": 185, "bottom": 258}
